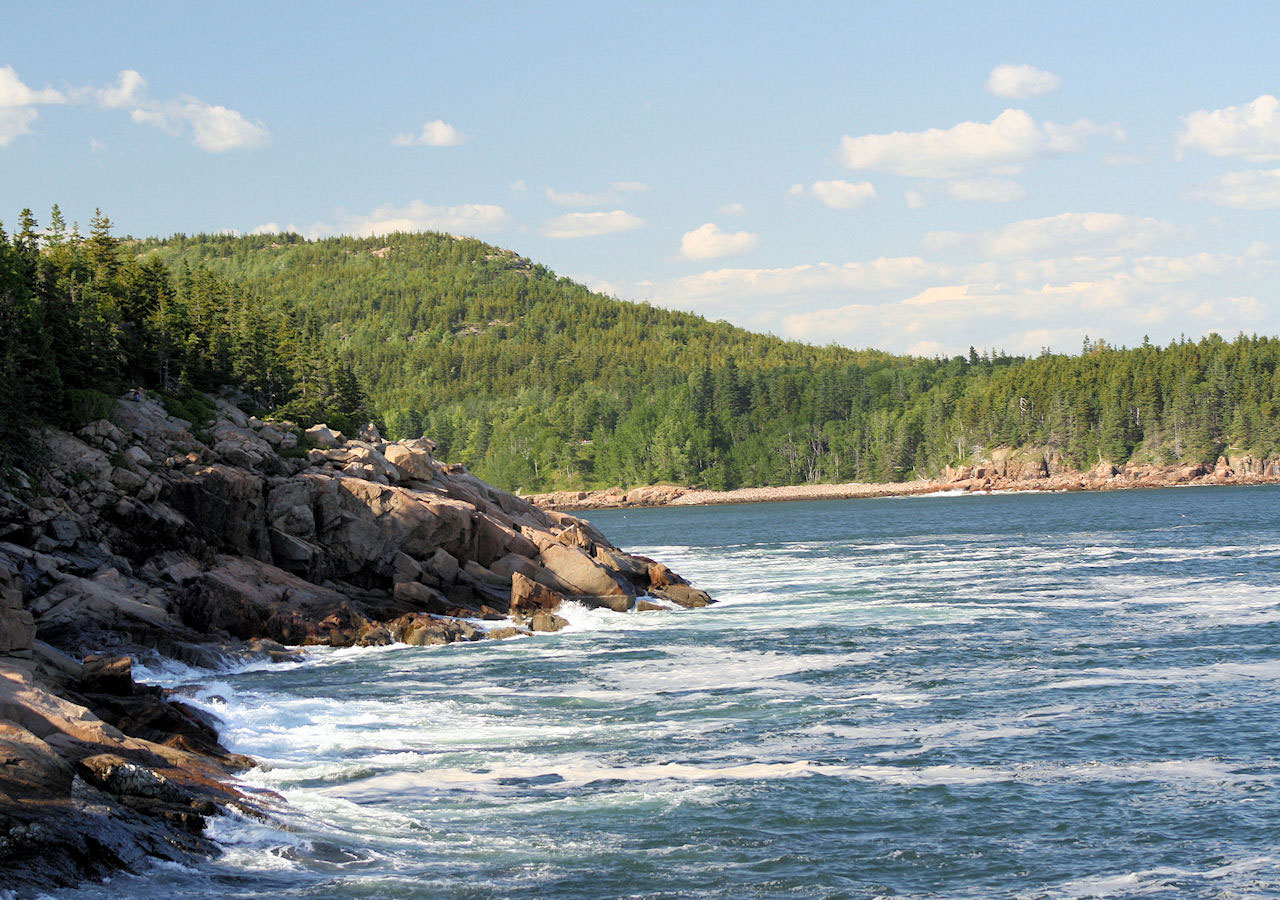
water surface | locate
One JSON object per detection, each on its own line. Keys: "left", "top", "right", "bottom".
{"left": 59, "top": 485, "right": 1280, "bottom": 898}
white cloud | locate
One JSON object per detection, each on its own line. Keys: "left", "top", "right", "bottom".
{"left": 986, "top": 63, "right": 1062, "bottom": 99}
{"left": 546, "top": 181, "right": 648, "bottom": 207}
{"left": 905, "top": 189, "right": 927, "bottom": 209}
{"left": 509, "top": 179, "right": 527, "bottom": 194}
{"left": 663, "top": 257, "right": 963, "bottom": 303}
{"left": 302, "top": 201, "right": 508, "bottom": 239}
{"left": 542, "top": 210, "right": 643, "bottom": 239}
{"left": 132, "top": 99, "right": 270, "bottom": 152}
{"left": 1186, "top": 168, "right": 1280, "bottom": 209}
{"left": 945, "top": 177, "right": 1027, "bottom": 203}
{"left": 838, "top": 109, "right": 1122, "bottom": 178}
{"left": 545, "top": 187, "right": 614, "bottom": 207}
{"left": 392, "top": 119, "right": 469, "bottom": 147}
{"left": 0, "top": 65, "right": 67, "bottom": 147}
{"left": 89, "top": 137, "right": 106, "bottom": 153}
{"left": 924, "top": 212, "right": 1186, "bottom": 259}
{"left": 95, "top": 69, "right": 145, "bottom": 109}
{"left": 1178, "top": 94, "right": 1280, "bottom": 161}
{"left": 679, "top": 223, "right": 760, "bottom": 260}
{"left": 807, "top": 179, "right": 877, "bottom": 209}
{"left": 250, "top": 222, "right": 282, "bottom": 235}
{"left": 84, "top": 69, "right": 269, "bottom": 152}
{"left": 1044, "top": 118, "right": 1126, "bottom": 152}
{"left": 720, "top": 202, "right": 747, "bottom": 215}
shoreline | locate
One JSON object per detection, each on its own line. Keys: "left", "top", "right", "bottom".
{"left": 523, "top": 459, "right": 1280, "bottom": 511}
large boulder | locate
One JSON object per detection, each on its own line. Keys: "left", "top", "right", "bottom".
{"left": 535, "top": 542, "right": 633, "bottom": 611}
{"left": 383, "top": 443, "right": 437, "bottom": 481}
{"left": 509, "top": 571, "right": 567, "bottom": 615}
{"left": 176, "top": 556, "right": 369, "bottom": 646}
{"left": 0, "top": 561, "right": 34, "bottom": 659}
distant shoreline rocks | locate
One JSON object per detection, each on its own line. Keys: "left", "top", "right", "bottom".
{"left": 522, "top": 453, "right": 1280, "bottom": 511}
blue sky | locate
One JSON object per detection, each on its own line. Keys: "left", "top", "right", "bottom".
{"left": 4, "top": 1, "right": 1280, "bottom": 356}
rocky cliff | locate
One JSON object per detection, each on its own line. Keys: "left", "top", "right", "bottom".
{"left": 0, "top": 394, "right": 712, "bottom": 892}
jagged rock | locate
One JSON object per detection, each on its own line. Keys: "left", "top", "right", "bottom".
{"left": 528, "top": 610, "right": 568, "bottom": 632}
{"left": 305, "top": 424, "right": 344, "bottom": 448}
{"left": 509, "top": 572, "right": 566, "bottom": 615}
{"left": 490, "top": 551, "right": 538, "bottom": 581}
{"left": 533, "top": 542, "right": 633, "bottom": 611}
{"left": 646, "top": 583, "right": 711, "bottom": 608}
{"left": 0, "top": 562, "right": 34, "bottom": 659}
{"left": 392, "top": 581, "right": 452, "bottom": 615}
{"left": 426, "top": 548, "right": 460, "bottom": 584}
{"left": 177, "top": 556, "right": 368, "bottom": 646}
{"left": 80, "top": 655, "right": 134, "bottom": 697}
{"left": 29, "top": 570, "right": 178, "bottom": 645}
{"left": 383, "top": 443, "right": 436, "bottom": 481}
{"left": 389, "top": 613, "right": 479, "bottom": 646}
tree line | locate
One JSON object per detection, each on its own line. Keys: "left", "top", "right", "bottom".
{"left": 140, "top": 228, "right": 1280, "bottom": 491}
{"left": 0, "top": 207, "right": 374, "bottom": 465}
{"left": 7, "top": 213, "right": 1280, "bottom": 490}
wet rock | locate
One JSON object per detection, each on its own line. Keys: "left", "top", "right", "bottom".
{"left": 510, "top": 572, "right": 566, "bottom": 615}
{"left": 80, "top": 655, "right": 134, "bottom": 697}
{"left": 528, "top": 611, "right": 568, "bottom": 632}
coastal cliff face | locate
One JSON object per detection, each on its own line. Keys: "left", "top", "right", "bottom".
{"left": 524, "top": 447, "right": 1280, "bottom": 510}
{"left": 0, "top": 395, "right": 712, "bottom": 892}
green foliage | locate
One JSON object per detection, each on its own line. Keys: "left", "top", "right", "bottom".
{"left": 64, "top": 389, "right": 116, "bottom": 428}
{"left": 7, "top": 212, "right": 1280, "bottom": 488}
{"left": 0, "top": 207, "right": 376, "bottom": 466}
{"left": 134, "top": 229, "right": 1280, "bottom": 491}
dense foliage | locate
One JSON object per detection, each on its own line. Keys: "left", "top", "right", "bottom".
{"left": 0, "top": 207, "right": 374, "bottom": 466}
{"left": 6, "top": 209, "right": 1279, "bottom": 487}
{"left": 137, "top": 228, "right": 1280, "bottom": 491}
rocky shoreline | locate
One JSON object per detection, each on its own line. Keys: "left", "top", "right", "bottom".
{"left": 0, "top": 395, "right": 712, "bottom": 893}
{"left": 524, "top": 452, "right": 1280, "bottom": 511}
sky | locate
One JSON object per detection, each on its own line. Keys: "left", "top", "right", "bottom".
{"left": 4, "top": 1, "right": 1280, "bottom": 357}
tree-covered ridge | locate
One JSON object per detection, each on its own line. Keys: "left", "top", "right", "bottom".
{"left": 7, "top": 211, "right": 1280, "bottom": 491}
{"left": 0, "top": 208, "right": 374, "bottom": 465}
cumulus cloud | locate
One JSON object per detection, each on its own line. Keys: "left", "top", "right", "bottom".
{"left": 84, "top": 69, "right": 269, "bottom": 152}
{"left": 1178, "top": 94, "right": 1280, "bottom": 161}
{"left": 95, "top": 69, "right": 145, "bottom": 109}
{"left": 392, "top": 119, "right": 469, "bottom": 147}
{"left": 640, "top": 213, "right": 1263, "bottom": 356}
{"left": 778, "top": 272, "right": 1266, "bottom": 356}
{"left": 301, "top": 201, "right": 508, "bottom": 239}
{"left": 796, "top": 179, "right": 878, "bottom": 209}
{"left": 662, "top": 257, "right": 965, "bottom": 303}
{"left": 679, "top": 223, "right": 760, "bottom": 260}
{"left": 838, "top": 109, "right": 1122, "bottom": 178}
{"left": 923, "top": 212, "right": 1187, "bottom": 259}
{"left": 986, "top": 63, "right": 1062, "bottom": 99}
{"left": 0, "top": 65, "right": 67, "bottom": 147}
{"left": 945, "top": 178, "right": 1027, "bottom": 203}
{"left": 720, "top": 202, "right": 747, "bottom": 215}
{"left": 1185, "top": 168, "right": 1280, "bottom": 209}
{"left": 546, "top": 182, "right": 648, "bottom": 207}
{"left": 131, "top": 99, "right": 270, "bottom": 152}
{"left": 542, "top": 210, "right": 644, "bottom": 239}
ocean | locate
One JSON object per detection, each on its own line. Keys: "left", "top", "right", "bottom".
{"left": 55, "top": 485, "right": 1280, "bottom": 898}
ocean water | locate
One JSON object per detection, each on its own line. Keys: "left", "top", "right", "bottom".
{"left": 54, "top": 485, "right": 1280, "bottom": 899}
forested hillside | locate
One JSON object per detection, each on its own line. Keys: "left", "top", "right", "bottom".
{"left": 6, "top": 207, "right": 1280, "bottom": 492}
{"left": 139, "top": 228, "right": 1280, "bottom": 491}
{"left": 0, "top": 207, "right": 373, "bottom": 465}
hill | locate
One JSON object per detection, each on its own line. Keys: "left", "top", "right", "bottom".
{"left": 6, "top": 206, "right": 1280, "bottom": 493}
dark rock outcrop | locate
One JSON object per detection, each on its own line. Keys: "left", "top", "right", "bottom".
{"left": 0, "top": 392, "right": 714, "bottom": 892}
